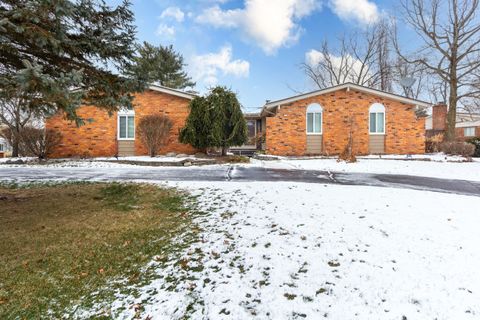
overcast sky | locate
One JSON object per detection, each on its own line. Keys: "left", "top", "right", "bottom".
{"left": 109, "top": 0, "right": 416, "bottom": 111}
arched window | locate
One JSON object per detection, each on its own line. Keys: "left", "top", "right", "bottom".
{"left": 369, "top": 103, "right": 385, "bottom": 134}
{"left": 306, "top": 103, "right": 323, "bottom": 134}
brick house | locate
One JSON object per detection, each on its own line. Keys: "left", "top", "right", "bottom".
{"left": 0, "top": 137, "right": 6, "bottom": 158}
{"left": 46, "top": 83, "right": 431, "bottom": 158}
{"left": 260, "top": 83, "right": 430, "bottom": 156}
{"left": 46, "top": 85, "right": 197, "bottom": 158}
{"left": 426, "top": 104, "right": 480, "bottom": 139}
{"left": 0, "top": 125, "right": 10, "bottom": 158}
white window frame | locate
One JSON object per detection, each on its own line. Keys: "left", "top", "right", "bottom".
{"left": 464, "top": 127, "right": 475, "bottom": 137}
{"left": 0, "top": 143, "right": 4, "bottom": 152}
{"left": 306, "top": 103, "right": 323, "bottom": 135}
{"left": 118, "top": 108, "right": 135, "bottom": 141}
{"left": 369, "top": 103, "right": 386, "bottom": 135}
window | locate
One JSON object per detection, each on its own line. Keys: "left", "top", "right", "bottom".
{"left": 464, "top": 127, "right": 475, "bottom": 137}
{"left": 369, "top": 103, "right": 385, "bottom": 134}
{"left": 118, "top": 108, "right": 135, "bottom": 140}
{"left": 306, "top": 103, "right": 323, "bottom": 134}
{"left": 0, "top": 143, "right": 4, "bottom": 152}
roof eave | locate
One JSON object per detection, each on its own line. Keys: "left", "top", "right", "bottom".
{"left": 148, "top": 84, "right": 197, "bottom": 100}
{"left": 264, "top": 83, "right": 432, "bottom": 109}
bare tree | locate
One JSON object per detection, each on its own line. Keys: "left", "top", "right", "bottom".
{"left": 0, "top": 89, "right": 37, "bottom": 157}
{"left": 461, "top": 97, "right": 480, "bottom": 116}
{"left": 21, "top": 127, "right": 62, "bottom": 159}
{"left": 338, "top": 115, "right": 357, "bottom": 163}
{"left": 303, "top": 21, "right": 393, "bottom": 91}
{"left": 137, "top": 115, "right": 173, "bottom": 157}
{"left": 392, "top": 58, "right": 429, "bottom": 99}
{"left": 376, "top": 19, "right": 394, "bottom": 92}
{"left": 465, "top": 69, "right": 480, "bottom": 114}
{"left": 395, "top": 0, "right": 480, "bottom": 140}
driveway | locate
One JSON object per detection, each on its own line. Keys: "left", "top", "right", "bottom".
{"left": 1, "top": 165, "right": 480, "bottom": 196}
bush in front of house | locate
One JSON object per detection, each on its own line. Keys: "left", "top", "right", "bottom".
{"left": 425, "top": 134, "right": 444, "bottom": 153}
{"left": 440, "top": 141, "right": 475, "bottom": 157}
{"left": 467, "top": 137, "right": 480, "bottom": 157}
{"left": 20, "top": 127, "right": 62, "bottom": 159}
{"left": 137, "top": 115, "right": 173, "bottom": 157}
{"left": 179, "top": 86, "right": 248, "bottom": 156}
{"left": 337, "top": 116, "right": 357, "bottom": 163}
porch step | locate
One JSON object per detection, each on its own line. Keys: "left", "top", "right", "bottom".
{"left": 230, "top": 149, "right": 257, "bottom": 157}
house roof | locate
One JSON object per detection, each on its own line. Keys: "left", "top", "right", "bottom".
{"left": 456, "top": 120, "right": 480, "bottom": 128}
{"left": 148, "top": 84, "right": 197, "bottom": 100}
{"left": 244, "top": 112, "right": 262, "bottom": 118}
{"left": 425, "top": 112, "right": 480, "bottom": 130}
{"left": 262, "top": 82, "right": 431, "bottom": 116}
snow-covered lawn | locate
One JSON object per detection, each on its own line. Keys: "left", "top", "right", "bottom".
{"left": 0, "top": 156, "right": 36, "bottom": 164}
{"left": 0, "top": 155, "right": 214, "bottom": 168}
{"left": 82, "top": 182, "right": 480, "bottom": 320}
{"left": 96, "top": 155, "right": 213, "bottom": 163}
{"left": 248, "top": 156, "right": 480, "bottom": 182}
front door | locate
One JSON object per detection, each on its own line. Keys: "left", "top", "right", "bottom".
{"left": 245, "top": 120, "right": 257, "bottom": 148}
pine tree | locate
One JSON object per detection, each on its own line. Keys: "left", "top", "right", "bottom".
{"left": 0, "top": 0, "right": 145, "bottom": 122}
{"left": 127, "top": 42, "right": 195, "bottom": 89}
{"left": 179, "top": 96, "right": 212, "bottom": 152}
{"left": 180, "top": 87, "right": 247, "bottom": 155}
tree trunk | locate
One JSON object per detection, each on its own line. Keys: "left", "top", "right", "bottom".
{"left": 445, "top": 79, "right": 458, "bottom": 141}
{"left": 11, "top": 136, "right": 19, "bottom": 157}
{"left": 221, "top": 147, "right": 228, "bottom": 156}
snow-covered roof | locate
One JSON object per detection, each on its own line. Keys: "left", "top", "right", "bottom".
{"left": 425, "top": 112, "right": 480, "bottom": 130}
{"left": 148, "top": 84, "right": 197, "bottom": 100}
{"left": 456, "top": 120, "right": 480, "bottom": 128}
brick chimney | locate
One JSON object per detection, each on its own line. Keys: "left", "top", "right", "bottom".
{"left": 432, "top": 103, "right": 447, "bottom": 131}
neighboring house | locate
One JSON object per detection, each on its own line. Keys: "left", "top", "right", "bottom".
{"left": 259, "top": 82, "right": 429, "bottom": 156}
{"left": 46, "top": 85, "right": 198, "bottom": 158}
{"left": 0, "top": 137, "right": 5, "bottom": 158}
{"left": 0, "top": 136, "right": 11, "bottom": 158}
{"left": 0, "top": 125, "right": 10, "bottom": 158}
{"left": 425, "top": 105, "right": 480, "bottom": 139}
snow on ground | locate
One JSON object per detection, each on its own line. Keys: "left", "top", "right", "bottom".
{"left": 0, "top": 155, "right": 213, "bottom": 168}
{"left": 2, "top": 153, "right": 480, "bottom": 182}
{"left": 95, "top": 155, "right": 213, "bottom": 163}
{"left": 0, "top": 157, "right": 36, "bottom": 164}
{"left": 360, "top": 153, "right": 469, "bottom": 162}
{"left": 248, "top": 156, "right": 480, "bottom": 182}
{"left": 0, "top": 160, "right": 140, "bottom": 168}
{"left": 82, "top": 182, "right": 480, "bottom": 320}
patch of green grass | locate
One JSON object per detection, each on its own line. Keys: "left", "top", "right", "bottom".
{"left": 0, "top": 182, "right": 199, "bottom": 319}
{"left": 99, "top": 182, "right": 141, "bottom": 211}
{"left": 154, "top": 194, "right": 186, "bottom": 212}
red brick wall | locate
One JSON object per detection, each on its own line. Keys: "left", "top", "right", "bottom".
{"left": 432, "top": 104, "right": 447, "bottom": 130}
{"left": 46, "top": 90, "right": 196, "bottom": 158}
{"left": 266, "top": 89, "right": 425, "bottom": 156}
{"left": 133, "top": 90, "right": 196, "bottom": 155}
{"left": 47, "top": 106, "right": 117, "bottom": 158}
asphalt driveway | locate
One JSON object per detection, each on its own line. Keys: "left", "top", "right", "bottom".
{"left": 1, "top": 165, "right": 480, "bottom": 197}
